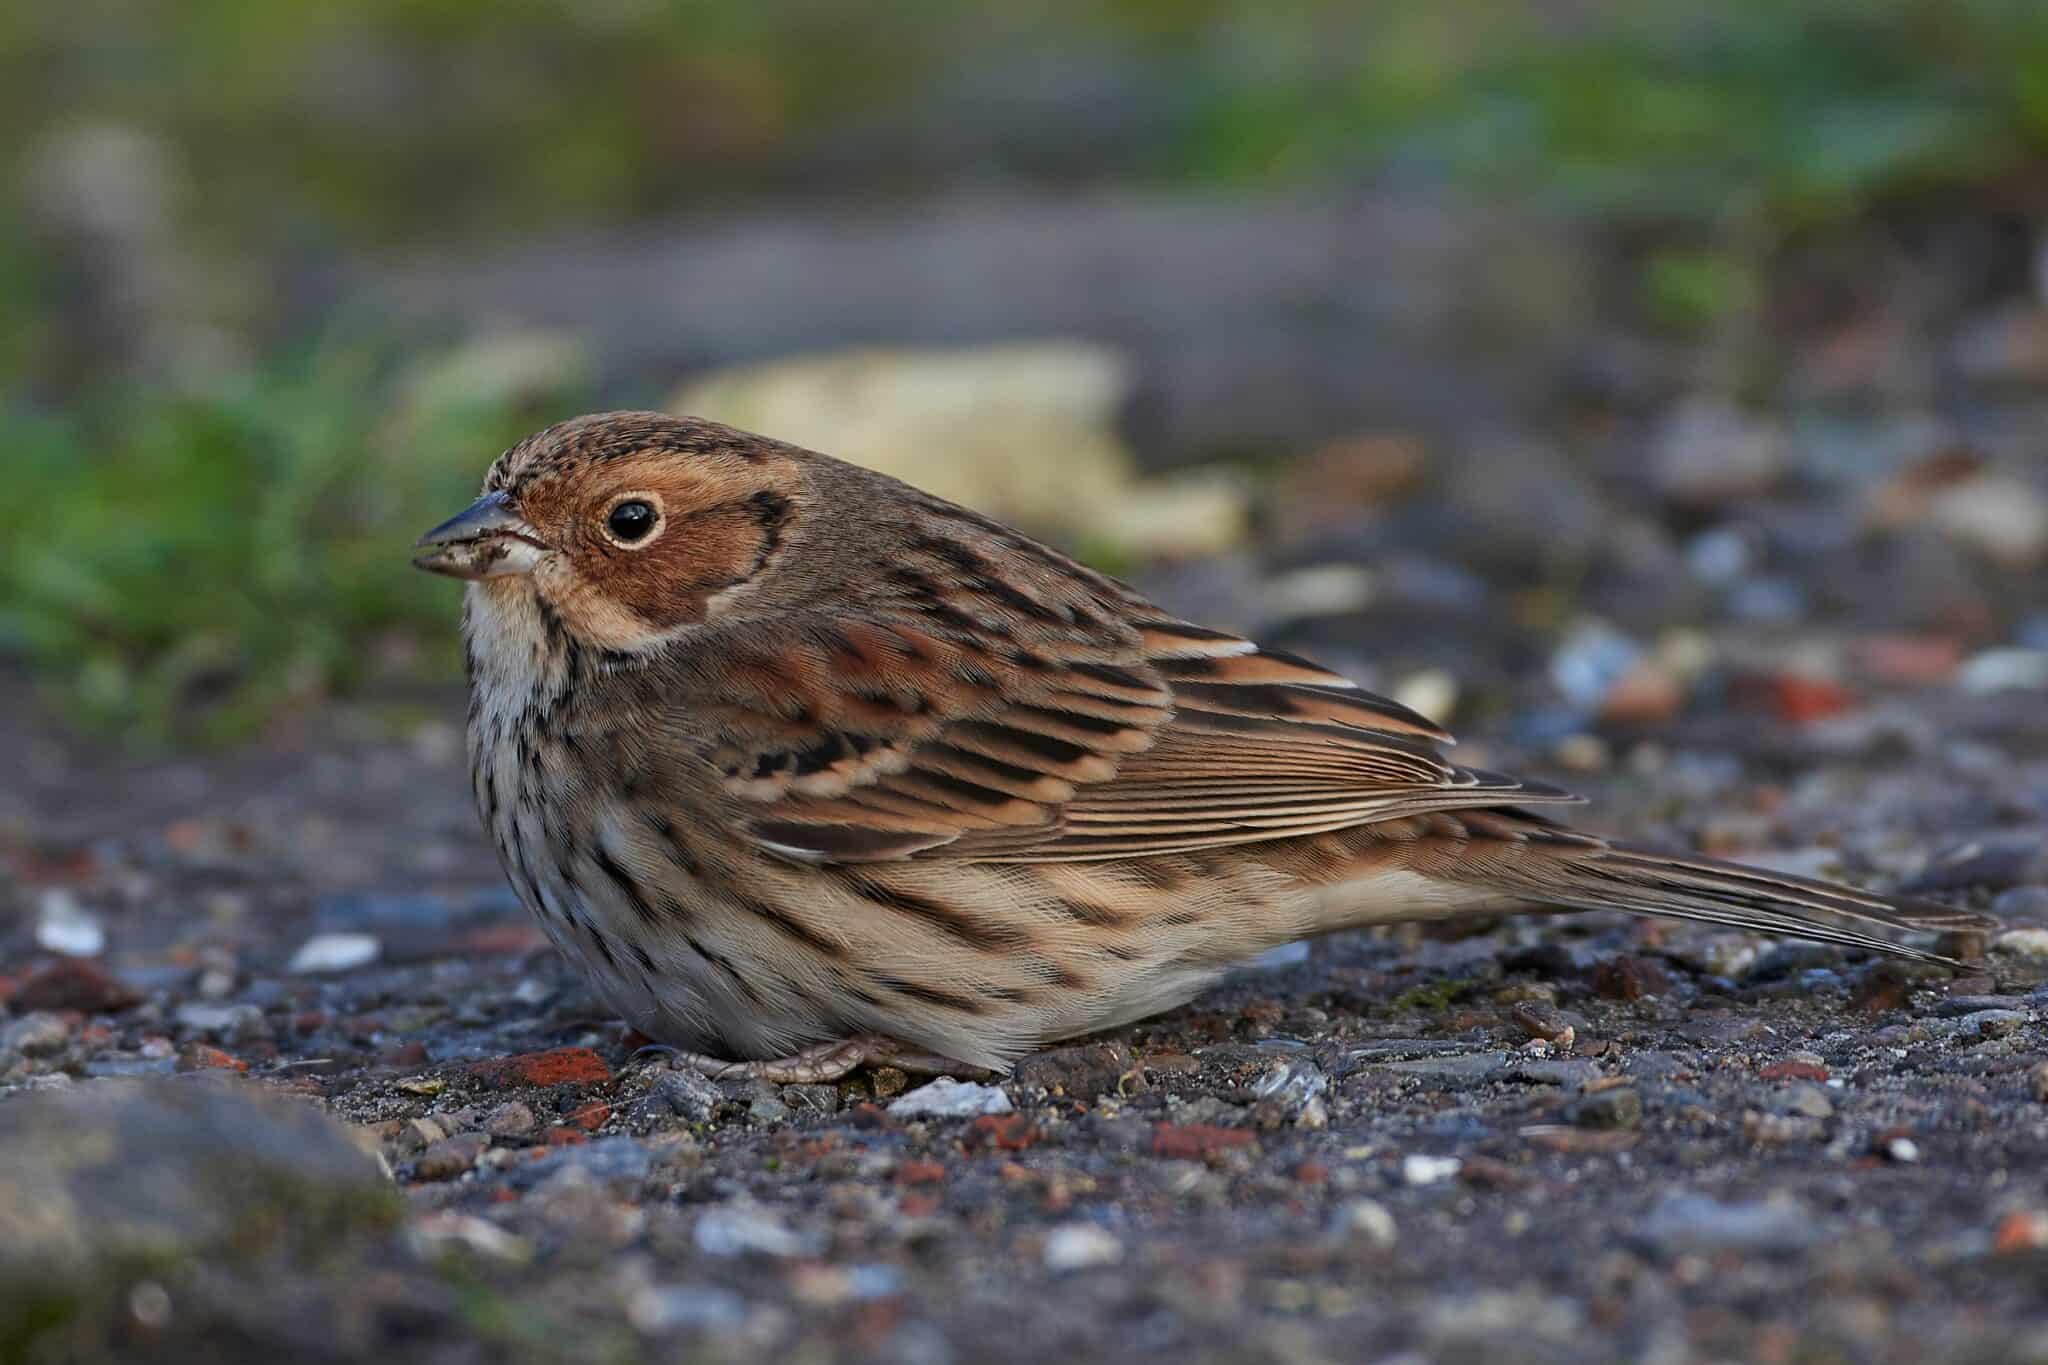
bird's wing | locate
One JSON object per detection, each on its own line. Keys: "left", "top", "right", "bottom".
{"left": 692, "top": 601, "right": 1579, "bottom": 866}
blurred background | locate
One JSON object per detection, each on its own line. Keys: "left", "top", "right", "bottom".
{"left": 4, "top": 0, "right": 2047, "bottom": 748}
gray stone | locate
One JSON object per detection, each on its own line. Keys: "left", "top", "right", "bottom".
{"left": 412, "top": 1132, "right": 488, "bottom": 1182}
{"left": 1569, "top": 1088, "right": 1643, "bottom": 1130}
{"left": 693, "top": 1201, "right": 823, "bottom": 1259}
{"left": 0, "top": 1078, "right": 396, "bottom": 1343}
{"left": 2, "top": 1012, "right": 73, "bottom": 1058}
{"left": 1635, "top": 1192, "right": 1819, "bottom": 1257}
{"left": 172, "top": 1001, "right": 269, "bottom": 1044}
{"left": 1251, "top": 1057, "right": 1330, "bottom": 1117}
{"left": 647, "top": 1067, "right": 724, "bottom": 1123}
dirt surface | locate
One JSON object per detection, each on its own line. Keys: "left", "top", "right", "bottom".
{"left": 4, "top": 624, "right": 2047, "bottom": 1363}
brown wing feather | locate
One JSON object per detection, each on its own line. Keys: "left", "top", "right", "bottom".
{"left": 700, "top": 591, "right": 1572, "bottom": 865}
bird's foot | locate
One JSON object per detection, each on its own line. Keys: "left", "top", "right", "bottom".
{"left": 641, "top": 1033, "right": 990, "bottom": 1084}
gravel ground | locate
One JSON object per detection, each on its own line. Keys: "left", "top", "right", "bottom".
{"left": 5, "top": 402, "right": 2048, "bottom": 1362}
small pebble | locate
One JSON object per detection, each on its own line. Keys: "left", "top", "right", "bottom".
{"left": 484, "top": 1102, "right": 537, "bottom": 1138}
{"left": 1995, "top": 928, "right": 2048, "bottom": 960}
{"left": 649, "top": 1068, "right": 723, "bottom": 1123}
{"left": 745, "top": 1085, "right": 791, "bottom": 1124}
{"left": 414, "top": 1132, "right": 489, "bottom": 1181}
{"left": 1509, "top": 1001, "right": 1575, "bottom": 1046}
{"left": 399, "top": 1116, "right": 451, "bottom": 1153}
{"left": 1042, "top": 1223, "right": 1123, "bottom": 1271}
{"left": 1570, "top": 1087, "right": 1642, "bottom": 1130}
{"left": 1957, "top": 648, "right": 2048, "bottom": 694}
{"left": 1335, "top": 1199, "right": 1398, "bottom": 1250}
{"left": 694, "top": 1202, "right": 821, "bottom": 1259}
{"left": 35, "top": 889, "right": 106, "bottom": 958}
{"left": 1401, "top": 1154, "right": 1462, "bottom": 1187}
{"left": 172, "top": 1002, "right": 268, "bottom": 1043}
{"left": 2, "top": 1012, "right": 72, "bottom": 1058}
{"left": 288, "top": 932, "right": 382, "bottom": 975}
{"left": 886, "top": 1078, "right": 1012, "bottom": 1118}
{"left": 2027, "top": 1061, "right": 2048, "bottom": 1104}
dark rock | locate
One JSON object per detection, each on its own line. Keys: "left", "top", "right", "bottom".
{"left": 644, "top": 1067, "right": 725, "bottom": 1124}
{"left": 1593, "top": 956, "right": 1671, "bottom": 1001}
{"left": 781, "top": 1084, "right": 840, "bottom": 1119}
{"left": 11, "top": 958, "right": 143, "bottom": 1014}
{"left": 1013, "top": 1042, "right": 1136, "bottom": 1101}
{"left": 1908, "top": 836, "right": 2048, "bottom": 894}
{"left": 1993, "top": 885, "right": 2048, "bottom": 922}
{"left": 412, "top": 1132, "right": 488, "bottom": 1181}
{"left": 1569, "top": 1087, "right": 1643, "bottom": 1130}
{"left": 1509, "top": 1000, "right": 1575, "bottom": 1043}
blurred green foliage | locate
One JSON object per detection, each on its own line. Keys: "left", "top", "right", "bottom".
{"left": 0, "top": 341, "right": 586, "bottom": 744}
{"left": 4, "top": 0, "right": 2046, "bottom": 740}
{"left": 7, "top": 0, "right": 2042, "bottom": 248}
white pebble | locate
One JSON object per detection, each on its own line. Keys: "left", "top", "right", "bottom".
{"left": 1884, "top": 1137, "right": 1921, "bottom": 1164}
{"left": 287, "top": 932, "right": 381, "bottom": 974}
{"left": 1958, "top": 648, "right": 2048, "bottom": 695}
{"left": 1401, "top": 1154, "right": 1462, "bottom": 1186}
{"left": 1337, "top": 1198, "right": 1398, "bottom": 1249}
{"left": 693, "top": 1203, "right": 820, "bottom": 1259}
{"left": 1042, "top": 1223, "right": 1123, "bottom": 1271}
{"left": 886, "top": 1077, "right": 1012, "bottom": 1118}
{"left": 1996, "top": 928, "right": 2048, "bottom": 959}
{"left": 35, "top": 889, "right": 106, "bottom": 958}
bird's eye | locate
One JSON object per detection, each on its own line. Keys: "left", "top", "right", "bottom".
{"left": 605, "top": 499, "right": 660, "bottom": 545}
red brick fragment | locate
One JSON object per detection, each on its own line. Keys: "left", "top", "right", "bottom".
{"left": 176, "top": 1043, "right": 247, "bottom": 1073}
{"left": 465, "top": 1046, "right": 611, "bottom": 1090}
{"left": 967, "top": 1113, "right": 1039, "bottom": 1151}
{"left": 565, "top": 1101, "right": 610, "bottom": 1131}
{"left": 892, "top": 1159, "right": 947, "bottom": 1186}
{"left": 1760, "top": 1059, "right": 1829, "bottom": 1083}
{"left": 1994, "top": 1212, "right": 2048, "bottom": 1255}
{"left": 543, "top": 1126, "right": 587, "bottom": 1147}
{"left": 1150, "top": 1123, "right": 1256, "bottom": 1159}
{"left": 1768, "top": 674, "right": 1855, "bottom": 725}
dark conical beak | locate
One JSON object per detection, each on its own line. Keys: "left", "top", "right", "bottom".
{"left": 412, "top": 490, "right": 549, "bottom": 580}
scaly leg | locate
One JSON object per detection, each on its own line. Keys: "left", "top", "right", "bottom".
{"left": 640, "top": 1033, "right": 992, "bottom": 1084}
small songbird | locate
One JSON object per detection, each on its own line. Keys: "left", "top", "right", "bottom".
{"left": 415, "top": 412, "right": 1993, "bottom": 1082}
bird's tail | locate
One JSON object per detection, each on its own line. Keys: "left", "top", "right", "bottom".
{"left": 1329, "top": 808, "right": 1997, "bottom": 966}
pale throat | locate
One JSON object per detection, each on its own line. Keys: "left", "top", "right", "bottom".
{"left": 462, "top": 580, "right": 573, "bottom": 717}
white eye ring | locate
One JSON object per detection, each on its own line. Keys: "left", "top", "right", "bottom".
{"left": 601, "top": 491, "right": 666, "bottom": 548}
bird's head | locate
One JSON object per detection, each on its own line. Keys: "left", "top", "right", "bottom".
{"left": 414, "top": 412, "right": 809, "bottom": 652}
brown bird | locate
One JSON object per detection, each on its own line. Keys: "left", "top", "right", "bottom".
{"left": 415, "top": 411, "right": 1992, "bottom": 1082}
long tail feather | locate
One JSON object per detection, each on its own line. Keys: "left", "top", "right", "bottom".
{"left": 1343, "top": 808, "right": 2000, "bottom": 967}
{"left": 1520, "top": 839, "right": 1994, "bottom": 966}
